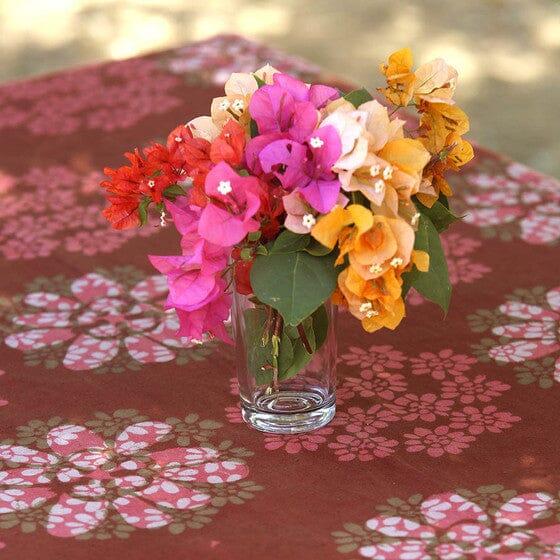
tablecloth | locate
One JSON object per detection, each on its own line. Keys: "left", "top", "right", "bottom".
{"left": 0, "top": 34, "right": 559, "bottom": 560}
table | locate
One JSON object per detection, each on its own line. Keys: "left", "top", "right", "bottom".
{"left": 1, "top": 34, "right": 559, "bottom": 560}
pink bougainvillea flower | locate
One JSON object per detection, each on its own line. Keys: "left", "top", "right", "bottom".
{"left": 257, "top": 125, "right": 342, "bottom": 213}
{"left": 149, "top": 196, "right": 233, "bottom": 343}
{"left": 175, "top": 293, "right": 232, "bottom": 344}
{"left": 282, "top": 191, "right": 315, "bottom": 234}
{"left": 258, "top": 139, "right": 308, "bottom": 189}
{"left": 244, "top": 131, "right": 286, "bottom": 177}
{"left": 198, "top": 162, "right": 261, "bottom": 246}
{"left": 149, "top": 255, "right": 232, "bottom": 344}
{"left": 249, "top": 72, "right": 338, "bottom": 141}
{"left": 149, "top": 255, "right": 224, "bottom": 310}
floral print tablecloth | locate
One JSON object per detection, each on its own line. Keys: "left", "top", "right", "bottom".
{"left": 0, "top": 35, "right": 559, "bottom": 560}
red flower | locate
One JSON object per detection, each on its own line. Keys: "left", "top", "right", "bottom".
{"left": 254, "top": 182, "right": 285, "bottom": 242}
{"left": 210, "top": 119, "right": 246, "bottom": 166}
{"left": 101, "top": 194, "right": 142, "bottom": 230}
{"left": 101, "top": 146, "right": 179, "bottom": 229}
{"left": 231, "top": 247, "right": 254, "bottom": 296}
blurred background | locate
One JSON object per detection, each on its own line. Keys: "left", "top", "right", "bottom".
{"left": 1, "top": 0, "right": 558, "bottom": 177}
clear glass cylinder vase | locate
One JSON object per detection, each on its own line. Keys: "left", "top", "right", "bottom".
{"left": 231, "top": 290, "right": 337, "bottom": 434}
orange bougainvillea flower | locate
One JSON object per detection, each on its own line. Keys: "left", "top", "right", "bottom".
{"left": 334, "top": 246, "right": 428, "bottom": 332}
{"left": 337, "top": 266, "right": 406, "bottom": 331}
{"left": 419, "top": 102, "right": 470, "bottom": 156}
{"left": 321, "top": 96, "right": 431, "bottom": 223}
{"left": 311, "top": 204, "right": 416, "bottom": 276}
{"left": 348, "top": 214, "right": 415, "bottom": 280}
{"left": 312, "top": 201, "right": 431, "bottom": 331}
{"left": 378, "top": 47, "right": 415, "bottom": 106}
{"left": 410, "top": 58, "right": 458, "bottom": 105}
{"left": 416, "top": 102, "right": 474, "bottom": 206}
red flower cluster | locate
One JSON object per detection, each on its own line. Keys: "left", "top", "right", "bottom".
{"left": 100, "top": 119, "right": 249, "bottom": 230}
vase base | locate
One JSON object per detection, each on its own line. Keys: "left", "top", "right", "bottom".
{"left": 241, "top": 391, "right": 336, "bottom": 434}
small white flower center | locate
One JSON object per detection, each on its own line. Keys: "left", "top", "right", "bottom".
{"left": 359, "top": 302, "right": 372, "bottom": 313}
{"left": 369, "top": 263, "right": 383, "bottom": 274}
{"left": 174, "top": 136, "right": 182, "bottom": 142}
{"left": 232, "top": 99, "right": 244, "bottom": 111}
{"left": 218, "top": 180, "right": 232, "bottom": 195}
{"left": 374, "top": 179, "right": 385, "bottom": 194}
{"left": 369, "top": 164, "right": 381, "bottom": 177}
{"left": 219, "top": 99, "right": 231, "bottom": 110}
{"left": 365, "top": 309, "right": 379, "bottom": 318}
{"left": 147, "top": 180, "right": 155, "bottom": 188}
{"left": 390, "top": 257, "right": 403, "bottom": 268}
{"left": 411, "top": 212, "right": 421, "bottom": 226}
{"left": 383, "top": 166, "right": 393, "bottom": 180}
{"left": 302, "top": 214, "right": 316, "bottom": 229}
{"left": 309, "top": 137, "right": 324, "bottom": 149}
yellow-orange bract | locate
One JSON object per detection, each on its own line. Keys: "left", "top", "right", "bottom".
{"left": 320, "top": 97, "right": 431, "bottom": 223}
{"left": 378, "top": 47, "right": 415, "bottom": 106}
{"left": 378, "top": 49, "right": 474, "bottom": 207}
{"left": 311, "top": 204, "right": 429, "bottom": 332}
{"left": 210, "top": 64, "right": 278, "bottom": 133}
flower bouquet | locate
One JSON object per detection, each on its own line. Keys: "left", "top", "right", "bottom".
{"left": 101, "top": 48, "right": 473, "bottom": 433}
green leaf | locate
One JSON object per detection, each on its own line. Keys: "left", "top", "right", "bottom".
{"left": 409, "top": 215, "right": 451, "bottom": 314}
{"left": 305, "top": 238, "right": 333, "bottom": 256}
{"left": 243, "top": 308, "right": 294, "bottom": 385}
{"left": 439, "top": 193, "right": 450, "bottom": 209}
{"left": 401, "top": 267, "right": 418, "bottom": 299}
{"left": 414, "top": 197, "right": 462, "bottom": 233}
{"left": 242, "top": 308, "right": 271, "bottom": 378}
{"left": 255, "top": 245, "right": 268, "bottom": 256}
{"left": 163, "top": 184, "right": 186, "bottom": 200}
{"left": 250, "top": 119, "right": 259, "bottom": 138}
{"left": 250, "top": 251, "right": 338, "bottom": 326}
{"left": 311, "top": 304, "right": 329, "bottom": 351}
{"left": 240, "top": 248, "right": 253, "bottom": 260}
{"left": 269, "top": 230, "right": 310, "bottom": 254}
{"left": 237, "top": 169, "right": 250, "bottom": 177}
{"left": 247, "top": 230, "right": 261, "bottom": 241}
{"left": 137, "top": 196, "right": 151, "bottom": 226}
{"left": 253, "top": 74, "right": 266, "bottom": 88}
{"left": 282, "top": 324, "right": 315, "bottom": 380}
{"left": 277, "top": 334, "right": 295, "bottom": 380}
{"left": 343, "top": 87, "right": 373, "bottom": 108}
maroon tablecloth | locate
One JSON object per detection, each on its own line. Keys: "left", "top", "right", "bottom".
{"left": 1, "top": 35, "right": 559, "bottom": 560}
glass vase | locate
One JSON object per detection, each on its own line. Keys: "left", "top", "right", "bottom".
{"left": 231, "top": 290, "right": 337, "bottom": 434}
